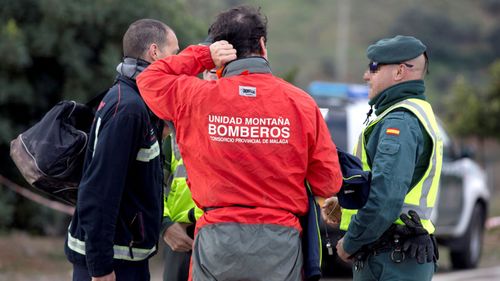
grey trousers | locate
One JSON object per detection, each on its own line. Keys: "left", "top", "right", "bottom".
{"left": 192, "top": 223, "right": 303, "bottom": 281}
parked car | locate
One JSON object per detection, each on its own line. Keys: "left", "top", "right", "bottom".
{"left": 309, "top": 81, "right": 490, "bottom": 275}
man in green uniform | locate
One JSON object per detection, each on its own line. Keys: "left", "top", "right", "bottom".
{"left": 325, "top": 35, "right": 443, "bottom": 281}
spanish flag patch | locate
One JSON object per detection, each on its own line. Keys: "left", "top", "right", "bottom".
{"left": 386, "top": 128, "right": 400, "bottom": 136}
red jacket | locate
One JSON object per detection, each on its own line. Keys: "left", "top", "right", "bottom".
{"left": 137, "top": 45, "right": 342, "bottom": 231}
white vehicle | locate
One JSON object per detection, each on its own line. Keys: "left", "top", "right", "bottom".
{"left": 310, "top": 81, "right": 490, "bottom": 274}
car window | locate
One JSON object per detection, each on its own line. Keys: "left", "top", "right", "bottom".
{"left": 325, "top": 108, "right": 348, "bottom": 152}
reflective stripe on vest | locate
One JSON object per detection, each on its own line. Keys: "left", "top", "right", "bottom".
{"left": 67, "top": 231, "right": 156, "bottom": 261}
{"left": 341, "top": 99, "right": 443, "bottom": 234}
{"left": 174, "top": 164, "right": 187, "bottom": 178}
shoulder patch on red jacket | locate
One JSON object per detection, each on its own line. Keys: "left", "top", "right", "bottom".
{"left": 239, "top": 86, "right": 256, "bottom": 97}
{"left": 386, "top": 128, "right": 400, "bottom": 136}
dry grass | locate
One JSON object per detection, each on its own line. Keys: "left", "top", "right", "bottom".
{"left": 0, "top": 232, "right": 72, "bottom": 280}
{"left": 0, "top": 232, "right": 164, "bottom": 281}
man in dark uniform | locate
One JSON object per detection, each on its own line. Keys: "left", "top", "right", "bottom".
{"left": 325, "top": 35, "right": 443, "bottom": 281}
{"left": 65, "top": 19, "right": 179, "bottom": 281}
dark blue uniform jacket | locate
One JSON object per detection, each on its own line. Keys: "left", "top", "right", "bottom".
{"left": 65, "top": 76, "right": 163, "bottom": 277}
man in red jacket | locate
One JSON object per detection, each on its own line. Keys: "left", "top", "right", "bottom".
{"left": 138, "top": 5, "right": 342, "bottom": 281}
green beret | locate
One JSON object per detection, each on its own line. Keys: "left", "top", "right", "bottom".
{"left": 366, "top": 35, "right": 426, "bottom": 64}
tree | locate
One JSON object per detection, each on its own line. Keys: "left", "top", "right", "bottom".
{"left": 444, "top": 76, "right": 484, "bottom": 138}
{"left": 443, "top": 59, "right": 500, "bottom": 168}
{"left": 444, "top": 59, "right": 500, "bottom": 140}
{"left": 483, "top": 60, "right": 500, "bottom": 139}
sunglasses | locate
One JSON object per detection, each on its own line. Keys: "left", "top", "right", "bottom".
{"left": 368, "top": 61, "right": 414, "bottom": 73}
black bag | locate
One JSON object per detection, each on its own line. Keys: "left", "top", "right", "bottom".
{"left": 10, "top": 93, "right": 105, "bottom": 206}
{"left": 337, "top": 149, "right": 372, "bottom": 209}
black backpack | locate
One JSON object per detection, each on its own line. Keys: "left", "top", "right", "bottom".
{"left": 10, "top": 92, "right": 106, "bottom": 206}
{"left": 337, "top": 148, "right": 372, "bottom": 209}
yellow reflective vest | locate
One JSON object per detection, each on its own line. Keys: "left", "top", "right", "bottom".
{"left": 340, "top": 98, "right": 443, "bottom": 234}
{"left": 164, "top": 136, "right": 203, "bottom": 224}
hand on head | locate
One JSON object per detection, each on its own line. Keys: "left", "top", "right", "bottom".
{"left": 210, "top": 40, "right": 237, "bottom": 68}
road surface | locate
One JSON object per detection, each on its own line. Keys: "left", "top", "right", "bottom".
{"left": 320, "top": 266, "right": 500, "bottom": 281}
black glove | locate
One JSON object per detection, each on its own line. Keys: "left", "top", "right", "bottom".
{"left": 398, "top": 210, "right": 434, "bottom": 264}
{"left": 431, "top": 234, "right": 439, "bottom": 261}
{"left": 398, "top": 210, "right": 428, "bottom": 236}
{"left": 402, "top": 233, "right": 434, "bottom": 264}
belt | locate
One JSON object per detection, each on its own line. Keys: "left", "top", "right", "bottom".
{"left": 352, "top": 225, "right": 406, "bottom": 271}
{"left": 203, "top": 205, "right": 300, "bottom": 220}
{"left": 352, "top": 225, "right": 438, "bottom": 271}
{"left": 203, "top": 205, "right": 256, "bottom": 212}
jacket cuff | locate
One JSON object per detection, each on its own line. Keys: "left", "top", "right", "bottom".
{"left": 87, "top": 259, "right": 114, "bottom": 278}
{"left": 161, "top": 216, "right": 174, "bottom": 235}
{"left": 194, "top": 45, "right": 216, "bottom": 70}
{"left": 342, "top": 235, "right": 362, "bottom": 256}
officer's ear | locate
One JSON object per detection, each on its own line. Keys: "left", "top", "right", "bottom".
{"left": 394, "top": 64, "right": 406, "bottom": 81}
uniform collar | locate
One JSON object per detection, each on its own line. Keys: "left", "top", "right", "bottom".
{"left": 116, "top": 57, "right": 150, "bottom": 80}
{"left": 221, "top": 56, "right": 272, "bottom": 78}
{"left": 370, "top": 80, "right": 426, "bottom": 116}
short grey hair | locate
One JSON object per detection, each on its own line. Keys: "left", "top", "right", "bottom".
{"left": 123, "top": 19, "right": 170, "bottom": 59}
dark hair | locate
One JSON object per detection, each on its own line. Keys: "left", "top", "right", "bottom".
{"left": 209, "top": 5, "right": 267, "bottom": 58}
{"left": 123, "top": 19, "right": 170, "bottom": 59}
